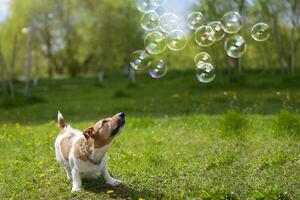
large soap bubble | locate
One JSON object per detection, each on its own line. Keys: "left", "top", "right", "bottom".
{"left": 141, "top": 11, "right": 160, "bottom": 31}
{"left": 136, "top": 0, "right": 163, "bottom": 13}
{"left": 159, "top": 13, "right": 179, "bottom": 33}
{"left": 194, "top": 52, "right": 212, "bottom": 67}
{"left": 225, "top": 35, "right": 247, "bottom": 58}
{"left": 221, "top": 12, "right": 242, "bottom": 34}
{"left": 130, "top": 50, "right": 152, "bottom": 70}
{"left": 149, "top": 59, "right": 167, "bottom": 78}
{"left": 144, "top": 31, "right": 167, "bottom": 55}
{"left": 196, "top": 62, "right": 216, "bottom": 83}
{"left": 251, "top": 23, "right": 270, "bottom": 42}
{"left": 166, "top": 30, "right": 187, "bottom": 51}
{"left": 208, "top": 21, "right": 225, "bottom": 41}
{"left": 195, "top": 25, "right": 216, "bottom": 47}
{"left": 187, "top": 12, "right": 205, "bottom": 30}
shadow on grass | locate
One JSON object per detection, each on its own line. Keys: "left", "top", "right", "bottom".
{"left": 82, "top": 178, "right": 164, "bottom": 199}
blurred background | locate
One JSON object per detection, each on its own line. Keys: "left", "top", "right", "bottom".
{"left": 0, "top": 0, "right": 299, "bottom": 122}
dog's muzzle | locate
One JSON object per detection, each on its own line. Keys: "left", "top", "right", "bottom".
{"left": 111, "top": 112, "right": 126, "bottom": 136}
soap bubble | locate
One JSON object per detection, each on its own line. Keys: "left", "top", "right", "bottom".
{"left": 196, "top": 62, "right": 215, "bottom": 83}
{"left": 194, "top": 52, "right": 212, "bottom": 66}
{"left": 141, "top": 11, "right": 160, "bottom": 31}
{"left": 225, "top": 35, "right": 247, "bottom": 58}
{"left": 149, "top": 59, "right": 167, "bottom": 78}
{"left": 251, "top": 23, "right": 270, "bottom": 42}
{"left": 166, "top": 30, "right": 187, "bottom": 51}
{"left": 221, "top": 12, "right": 242, "bottom": 34}
{"left": 208, "top": 21, "right": 225, "bottom": 41}
{"left": 159, "top": 13, "right": 179, "bottom": 33}
{"left": 130, "top": 50, "right": 152, "bottom": 70}
{"left": 136, "top": 0, "right": 162, "bottom": 13}
{"left": 187, "top": 12, "right": 205, "bottom": 30}
{"left": 144, "top": 31, "right": 167, "bottom": 55}
{"left": 195, "top": 25, "right": 216, "bottom": 47}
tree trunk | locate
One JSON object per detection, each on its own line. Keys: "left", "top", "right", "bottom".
{"left": 129, "top": 67, "right": 136, "bottom": 84}
{"left": 0, "top": 44, "right": 7, "bottom": 96}
{"left": 98, "top": 70, "right": 104, "bottom": 83}
{"left": 24, "top": 25, "right": 34, "bottom": 96}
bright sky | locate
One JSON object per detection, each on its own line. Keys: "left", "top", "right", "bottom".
{"left": 0, "top": 0, "right": 10, "bottom": 22}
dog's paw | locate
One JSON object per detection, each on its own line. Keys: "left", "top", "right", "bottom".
{"left": 107, "top": 178, "right": 122, "bottom": 186}
{"left": 71, "top": 187, "right": 81, "bottom": 193}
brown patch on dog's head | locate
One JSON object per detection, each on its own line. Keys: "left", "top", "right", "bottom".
{"left": 83, "top": 113, "right": 126, "bottom": 148}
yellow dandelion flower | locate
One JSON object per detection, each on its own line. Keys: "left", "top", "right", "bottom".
{"left": 14, "top": 160, "right": 20, "bottom": 164}
{"left": 106, "top": 190, "right": 114, "bottom": 194}
{"left": 40, "top": 173, "right": 46, "bottom": 178}
{"left": 38, "top": 161, "right": 44, "bottom": 165}
{"left": 138, "top": 198, "right": 145, "bottom": 200}
{"left": 15, "top": 123, "right": 20, "bottom": 129}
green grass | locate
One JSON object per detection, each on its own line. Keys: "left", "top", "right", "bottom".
{"left": 0, "top": 70, "right": 300, "bottom": 199}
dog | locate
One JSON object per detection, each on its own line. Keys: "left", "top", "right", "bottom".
{"left": 54, "top": 111, "right": 125, "bottom": 192}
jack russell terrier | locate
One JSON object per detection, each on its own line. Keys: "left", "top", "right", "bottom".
{"left": 54, "top": 111, "right": 125, "bottom": 192}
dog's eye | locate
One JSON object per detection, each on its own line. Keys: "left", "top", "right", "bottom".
{"left": 102, "top": 120, "right": 109, "bottom": 125}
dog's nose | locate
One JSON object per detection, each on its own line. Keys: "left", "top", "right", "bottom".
{"left": 119, "top": 112, "right": 125, "bottom": 119}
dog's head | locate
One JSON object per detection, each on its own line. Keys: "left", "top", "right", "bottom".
{"left": 83, "top": 113, "right": 126, "bottom": 148}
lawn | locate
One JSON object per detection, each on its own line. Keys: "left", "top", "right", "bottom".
{"left": 0, "top": 70, "right": 300, "bottom": 199}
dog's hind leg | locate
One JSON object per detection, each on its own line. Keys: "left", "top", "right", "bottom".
{"left": 63, "top": 162, "right": 72, "bottom": 180}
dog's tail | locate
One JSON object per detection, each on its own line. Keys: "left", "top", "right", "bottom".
{"left": 57, "top": 111, "right": 65, "bottom": 130}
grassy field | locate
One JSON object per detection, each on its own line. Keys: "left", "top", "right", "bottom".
{"left": 0, "top": 70, "right": 300, "bottom": 199}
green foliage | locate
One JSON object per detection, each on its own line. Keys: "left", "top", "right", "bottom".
{"left": 252, "top": 188, "right": 291, "bottom": 200}
{"left": 273, "top": 110, "right": 300, "bottom": 136}
{"left": 220, "top": 110, "right": 247, "bottom": 135}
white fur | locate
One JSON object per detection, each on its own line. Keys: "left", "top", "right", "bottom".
{"left": 54, "top": 112, "right": 121, "bottom": 192}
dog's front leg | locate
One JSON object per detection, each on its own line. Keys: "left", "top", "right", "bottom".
{"left": 101, "top": 162, "right": 121, "bottom": 186}
{"left": 71, "top": 168, "right": 82, "bottom": 192}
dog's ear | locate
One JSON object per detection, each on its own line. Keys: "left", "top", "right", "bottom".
{"left": 83, "top": 127, "right": 94, "bottom": 139}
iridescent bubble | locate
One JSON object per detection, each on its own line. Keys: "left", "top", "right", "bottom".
{"left": 141, "top": 11, "right": 160, "bottom": 31}
{"left": 159, "top": 13, "right": 179, "bottom": 33}
{"left": 130, "top": 50, "right": 151, "bottom": 70}
{"left": 144, "top": 31, "right": 167, "bottom": 55}
{"left": 196, "top": 62, "right": 216, "bottom": 83}
{"left": 221, "top": 12, "right": 242, "bottom": 34}
{"left": 224, "top": 35, "right": 247, "bottom": 58}
{"left": 136, "top": 0, "right": 162, "bottom": 13}
{"left": 195, "top": 25, "right": 216, "bottom": 47}
{"left": 251, "top": 23, "right": 271, "bottom": 42}
{"left": 187, "top": 12, "right": 205, "bottom": 30}
{"left": 208, "top": 21, "right": 225, "bottom": 41}
{"left": 149, "top": 59, "right": 167, "bottom": 78}
{"left": 194, "top": 52, "right": 212, "bottom": 66}
{"left": 166, "top": 30, "right": 187, "bottom": 51}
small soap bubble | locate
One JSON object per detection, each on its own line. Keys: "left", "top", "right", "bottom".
{"left": 136, "top": 0, "right": 162, "bottom": 13}
{"left": 141, "top": 11, "right": 160, "bottom": 31}
{"left": 144, "top": 31, "right": 167, "bottom": 55}
{"left": 196, "top": 62, "right": 216, "bottom": 83}
{"left": 224, "top": 35, "right": 247, "bottom": 58}
{"left": 251, "top": 23, "right": 270, "bottom": 42}
{"left": 221, "top": 12, "right": 242, "bottom": 34}
{"left": 159, "top": 13, "right": 179, "bottom": 33}
{"left": 149, "top": 59, "right": 167, "bottom": 78}
{"left": 130, "top": 50, "right": 152, "bottom": 70}
{"left": 166, "top": 30, "right": 188, "bottom": 51}
{"left": 208, "top": 21, "right": 225, "bottom": 41}
{"left": 194, "top": 52, "right": 212, "bottom": 66}
{"left": 195, "top": 25, "right": 216, "bottom": 47}
{"left": 187, "top": 12, "right": 205, "bottom": 30}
